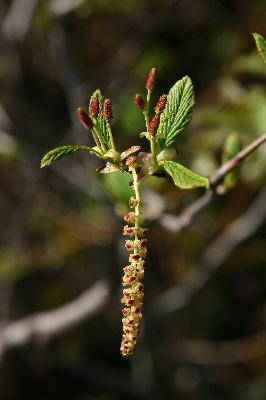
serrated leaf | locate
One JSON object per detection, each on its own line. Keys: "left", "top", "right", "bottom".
{"left": 158, "top": 76, "right": 195, "bottom": 149}
{"left": 253, "top": 33, "right": 266, "bottom": 64}
{"left": 41, "top": 145, "right": 91, "bottom": 168}
{"left": 92, "top": 89, "right": 111, "bottom": 148}
{"left": 161, "top": 160, "right": 209, "bottom": 189}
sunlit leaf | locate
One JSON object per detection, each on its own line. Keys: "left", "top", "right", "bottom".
{"left": 161, "top": 160, "right": 209, "bottom": 189}
{"left": 158, "top": 76, "right": 195, "bottom": 149}
{"left": 41, "top": 145, "right": 91, "bottom": 168}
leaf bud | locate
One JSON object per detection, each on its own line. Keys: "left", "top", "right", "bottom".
{"left": 134, "top": 94, "right": 145, "bottom": 110}
{"left": 76, "top": 108, "right": 93, "bottom": 129}
{"left": 102, "top": 98, "right": 113, "bottom": 122}
{"left": 148, "top": 114, "right": 160, "bottom": 135}
{"left": 89, "top": 96, "right": 99, "bottom": 117}
{"left": 145, "top": 67, "right": 156, "bottom": 90}
{"left": 155, "top": 94, "right": 167, "bottom": 113}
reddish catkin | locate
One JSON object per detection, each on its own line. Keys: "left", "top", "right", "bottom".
{"left": 145, "top": 67, "right": 156, "bottom": 90}
{"left": 89, "top": 96, "right": 99, "bottom": 117}
{"left": 155, "top": 94, "right": 167, "bottom": 113}
{"left": 76, "top": 108, "right": 93, "bottom": 129}
{"left": 102, "top": 98, "right": 113, "bottom": 122}
{"left": 134, "top": 94, "right": 145, "bottom": 110}
{"left": 148, "top": 114, "right": 160, "bottom": 134}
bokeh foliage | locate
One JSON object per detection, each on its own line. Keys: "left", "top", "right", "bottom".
{"left": 0, "top": 1, "right": 266, "bottom": 399}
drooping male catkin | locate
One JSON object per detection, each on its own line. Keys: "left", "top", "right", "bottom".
{"left": 120, "top": 166, "right": 148, "bottom": 358}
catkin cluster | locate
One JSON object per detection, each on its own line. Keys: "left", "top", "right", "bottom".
{"left": 120, "top": 197, "right": 148, "bottom": 357}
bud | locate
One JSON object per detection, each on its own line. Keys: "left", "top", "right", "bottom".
{"left": 89, "top": 96, "right": 99, "bottom": 117}
{"left": 145, "top": 67, "right": 156, "bottom": 90}
{"left": 155, "top": 94, "right": 167, "bottom": 113}
{"left": 76, "top": 108, "right": 93, "bottom": 129}
{"left": 129, "top": 197, "right": 138, "bottom": 208}
{"left": 134, "top": 94, "right": 145, "bottom": 110}
{"left": 125, "top": 155, "right": 138, "bottom": 167}
{"left": 102, "top": 98, "right": 113, "bottom": 122}
{"left": 124, "top": 212, "right": 135, "bottom": 224}
{"left": 148, "top": 114, "right": 160, "bottom": 134}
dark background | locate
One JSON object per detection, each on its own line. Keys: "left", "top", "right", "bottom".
{"left": 0, "top": 0, "right": 266, "bottom": 399}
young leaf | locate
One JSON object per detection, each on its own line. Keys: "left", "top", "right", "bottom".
{"left": 158, "top": 76, "right": 195, "bottom": 149}
{"left": 253, "top": 33, "right": 266, "bottom": 64}
{"left": 41, "top": 145, "right": 92, "bottom": 168}
{"left": 161, "top": 160, "right": 209, "bottom": 189}
{"left": 92, "top": 89, "right": 111, "bottom": 148}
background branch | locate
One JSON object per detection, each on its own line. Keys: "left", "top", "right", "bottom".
{"left": 160, "top": 133, "right": 266, "bottom": 233}
{"left": 173, "top": 331, "right": 266, "bottom": 365}
{"left": 153, "top": 186, "right": 266, "bottom": 316}
{"left": 0, "top": 280, "right": 110, "bottom": 360}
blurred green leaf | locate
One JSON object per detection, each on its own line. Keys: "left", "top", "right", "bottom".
{"left": 253, "top": 33, "right": 266, "bottom": 64}
{"left": 101, "top": 171, "right": 133, "bottom": 205}
{"left": 222, "top": 132, "right": 242, "bottom": 189}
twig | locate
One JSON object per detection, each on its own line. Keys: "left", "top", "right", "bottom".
{"left": 173, "top": 331, "right": 266, "bottom": 365}
{"left": 210, "top": 133, "right": 266, "bottom": 186}
{"left": 2, "top": 0, "right": 38, "bottom": 41}
{"left": 0, "top": 280, "right": 110, "bottom": 359}
{"left": 153, "top": 186, "right": 266, "bottom": 316}
{"left": 160, "top": 133, "right": 266, "bottom": 232}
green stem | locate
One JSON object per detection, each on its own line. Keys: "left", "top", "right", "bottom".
{"left": 143, "top": 89, "right": 151, "bottom": 132}
{"left": 130, "top": 166, "right": 140, "bottom": 251}
{"left": 107, "top": 123, "right": 116, "bottom": 152}
{"left": 150, "top": 135, "right": 158, "bottom": 169}
{"left": 79, "top": 146, "right": 102, "bottom": 158}
{"left": 92, "top": 124, "right": 107, "bottom": 154}
{"left": 91, "top": 129, "right": 104, "bottom": 154}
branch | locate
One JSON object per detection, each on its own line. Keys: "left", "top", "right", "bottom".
{"left": 173, "top": 331, "right": 266, "bottom": 365}
{"left": 0, "top": 280, "right": 110, "bottom": 359}
{"left": 160, "top": 133, "right": 266, "bottom": 232}
{"left": 153, "top": 186, "right": 266, "bottom": 316}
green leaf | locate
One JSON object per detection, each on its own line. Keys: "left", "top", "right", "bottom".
{"left": 158, "top": 76, "right": 195, "bottom": 149}
{"left": 222, "top": 133, "right": 242, "bottom": 189}
{"left": 40, "top": 145, "right": 91, "bottom": 168}
{"left": 253, "top": 33, "right": 266, "bottom": 64}
{"left": 92, "top": 89, "right": 111, "bottom": 148}
{"left": 161, "top": 160, "right": 209, "bottom": 189}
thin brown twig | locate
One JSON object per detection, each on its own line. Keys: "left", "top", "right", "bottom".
{"left": 160, "top": 133, "right": 266, "bottom": 232}
{"left": 210, "top": 133, "right": 266, "bottom": 186}
{"left": 153, "top": 186, "right": 266, "bottom": 316}
{"left": 0, "top": 280, "right": 110, "bottom": 360}
{"left": 173, "top": 331, "right": 266, "bottom": 365}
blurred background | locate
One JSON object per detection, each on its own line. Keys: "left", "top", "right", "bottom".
{"left": 0, "top": 0, "right": 266, "bottom": 399}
